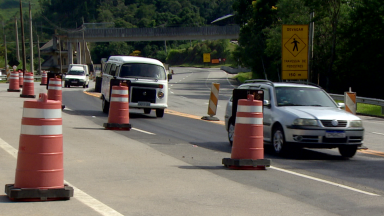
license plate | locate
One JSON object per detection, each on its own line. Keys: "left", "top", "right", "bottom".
{"left": 325, "top": 131, "right": 346, "bottom": 138}
{"left": 138, "top": 101, "right": 150, "bottom": 106}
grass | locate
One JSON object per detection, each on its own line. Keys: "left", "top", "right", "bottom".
{"left": 335, "top": 100, "right": 384, "bottom": 117}
{"left": 0, "top": 0, "right": 40, "bottom": 21}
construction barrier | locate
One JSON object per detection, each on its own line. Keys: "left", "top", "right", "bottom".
{"left": 201, "top": 83, "right": 220, "bottom": 121}
{"left": 103, "top": 84, "right": 132, "bottom": 130}
{"left": 48, "top": 77, "right": 65, "bottom": 110}
{"left": 20, "top": 72, "right": 36, "bottom": 98}
{"left": 40, "top": 71, "right": 48, "bottom": 85}
{"left": 5, "top": 93, "right": 74, "bottom": 201}
{"left": 7, "top": 71, "right": 21, "bottom": 92}
{"left": 222, "top": 94, "right": 271, "bottom": 170}
{"left": 344, "top": 88, "right": 356, "bottom": 115}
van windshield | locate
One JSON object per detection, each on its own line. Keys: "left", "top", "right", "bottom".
{"left": 67, "top": 70, "right": 85, "bottom": 75}
{"left": 119, "top": 63, "right": 166, "bottom": 80}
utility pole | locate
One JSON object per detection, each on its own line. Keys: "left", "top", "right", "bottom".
{"left": 308, "top": 12, "right": 314, "bottom": 84}
{"left": 82, "top": 17, "right": 86, "bottom": 65}
{"left": 19, "top": 0, "right": 27, "bottom": 74}
{"left": 2, "top": 22, "right": 7, "bottom": 74}
{"left": 15, "top": 17, "right": 20, "bottom": 62}
{"left": 37, "top": 35, "right": 41, "bottom": 74}
{"left": 59, "top": 36, "right": 62, "bottom": 75}
{"left": 29, "top": 1, "right": 34, "bottom": 73}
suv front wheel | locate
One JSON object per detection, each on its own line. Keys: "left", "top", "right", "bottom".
{"left": 339, "top": 146, "right": 357, "bottom": 158}
{"left": 228, "top": 120, "right": 235, "bottom": 146}
{"left": 272, "top": 125, "right": 288, "bottom": 155}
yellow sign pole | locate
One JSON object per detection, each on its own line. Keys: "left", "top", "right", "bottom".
{"left": 282, "top": 25, "right": 309, "bottom": 80}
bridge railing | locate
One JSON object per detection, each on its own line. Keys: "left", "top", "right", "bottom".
{"left": 67, "top": 25, "right": 240, "bottom": 40}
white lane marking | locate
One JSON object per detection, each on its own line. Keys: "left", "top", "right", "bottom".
{"left": 270, "top": 166, "right": 380, "bottom": 196}
{"left": 371, "top": 132, "right": 384, "bottom": 136}
{"left": 66, "top": 108, "right": 74, "bottom": 111}
{"left": 131, "top": 128, "right": 155, "bottom": 135}
{"left": 0, "top": 137, "right": 124, "bottom": 216}
{"left": 180, "top": 96, "right": 187, "bottom": 99}
{"left": 170, "top": 91, "right": 174, "bottom": 94}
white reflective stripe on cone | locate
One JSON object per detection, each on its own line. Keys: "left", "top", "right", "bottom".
{"left": 111, "top": 89, "right": 128, "bottom": 95}
{"left": 10, "top": 77, "right": 19, "bottom": 79}
{"left": 50, "top": 81, "right": 61, "bottom": 85}
{"left": 48, "top": 86, "right": 62, "bottom": 90}
{"left": 21, "top": 125, "right": 62, "bottom": 135}
{"left": 111, "top": 97, "right": 129, "bottom": 102}
{"left": 236, "top": 117, "right": 263, "bottom": 125}
{"left": 237, "top": 105, "right": 263, "bottom": 113}
{"left": 23, "top": 108, "right": 62, "bottom": 118}
{"left": 23, "top": 80, "right": 34, "bottom": 83}
{"left": 24, "top": 76, "right": 33, "bottom": 79}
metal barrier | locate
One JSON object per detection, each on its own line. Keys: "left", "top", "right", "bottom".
{"left": 329, "top": 93, "right": 384, "bottom": 115}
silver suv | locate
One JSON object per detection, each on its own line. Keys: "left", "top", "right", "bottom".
{"left": 224, "top": 80, "right": 364, "bottom": 158}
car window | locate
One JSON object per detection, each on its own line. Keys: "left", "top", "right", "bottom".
{"left": 119, "top": 63, "right": 166, "bottom": 80}
{"left": 104, "top": 63, "right": 112, "bottom": 75}
{"left": 275, "top": 87, "right": 337, "bottom": 107}
{"left": 110, "top": 64, "right": 117, "bottom": 76}
{"left": 261, "top": 88, "right": 270, "bottom": 100}
{"left": 67, "top": 70, "right": 85, "bottom": 75}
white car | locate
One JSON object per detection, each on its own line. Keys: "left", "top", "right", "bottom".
{"left": 224, "top": 80, "right": 364, "bottom": 158}
{"left": 64, "top": 66, "right": 89, "bottom": 88}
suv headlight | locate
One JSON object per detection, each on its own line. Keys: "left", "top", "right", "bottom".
{"left": 350, "top": 120, "right": 363, "bottom": 127}
{"left": 293, "top": 118, "right": 318, "bottom": 126}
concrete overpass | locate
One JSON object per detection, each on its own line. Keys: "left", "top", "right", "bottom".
{"left": 50, "top": 25, "right": 240, "bottom": 72}
{"left": 66, "top": 25, "right": 240, "bottom": 42}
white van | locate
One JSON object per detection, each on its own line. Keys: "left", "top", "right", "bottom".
{"left": 101, "top": 56, "right": 172, "bottom": 118}
{"left": 64, "top": 65, "right": 90, "bottom": 88}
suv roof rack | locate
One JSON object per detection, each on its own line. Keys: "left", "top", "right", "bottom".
{"left": 282, "top": 80, "right": 323, "bottom": 89}
{"left": 244, "top": 79, "right": 274, "bottom": 86}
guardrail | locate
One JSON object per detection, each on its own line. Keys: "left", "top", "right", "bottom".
{"left": 329, "top": 93, "right": 384, "bottom": 115}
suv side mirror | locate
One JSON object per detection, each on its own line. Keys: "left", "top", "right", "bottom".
{"left": 168, "top": 74, "right": 172, "bottom": 81}
{"left": 338, "top": 102, "right": 345, "bottom": 109}
{"left": 264, "top": 99, "right": 271, "bottom": 108}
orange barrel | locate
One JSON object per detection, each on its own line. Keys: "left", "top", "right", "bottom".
{"left": 7, "top": 71, "right": 21, "bottom": 92}
{"left": 14, "top": 93, "right": 64, "bottom": 189}
{"left": 40, "top": 71, "right": 48, "bottom": 85}
{"left": 19, "top": 70, "right": 24, "bottom": 87}
{"left": 103, "top": 84, "right": 131, "bottom": 130}
{"left": 47, "top": 77, "right": 62, "bottom": 103}
{"left": 231, "top": 94, "right": 264, "bottom": 160}
{"left": 20, "top": 72, "right": 36, "bottom": 98}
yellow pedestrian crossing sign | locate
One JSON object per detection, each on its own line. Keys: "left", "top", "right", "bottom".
{"left": 282, "top": 25, "right": 308, "bottom": 80}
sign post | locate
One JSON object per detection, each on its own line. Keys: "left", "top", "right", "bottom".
{"left": 282, "top": 25, "right": 309, "bottom": 80}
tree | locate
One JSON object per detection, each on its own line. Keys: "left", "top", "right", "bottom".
{"left": 233, "top": 0, "right": 278, "bottom": 79}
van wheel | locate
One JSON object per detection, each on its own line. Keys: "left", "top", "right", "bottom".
{"left": 83, "top": 84, "right": 86, "bottom": 88}
{"left": 156, "top": 109, "right": 164, "bottom": 118}
{"left": 144, "top": 108, "right": 151, "bottom": 114}
{"left": 102, "top": 98, "right": 110, "bottom": 114}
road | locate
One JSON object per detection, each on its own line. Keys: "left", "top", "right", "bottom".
{"left": 0, "top": 67, "right": 383, "bottom": 216}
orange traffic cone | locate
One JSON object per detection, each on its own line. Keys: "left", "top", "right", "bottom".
{"left": 5, "top": 93, "right": 74, "bottom": 201}
{"left": 103, "top": 84, "right": 132, "bottom": 130}
{"left": 7, "top": 71, "right": 21, "bottom": 92}
{"left": 47, "top": 77, "right": 65, "bottom": 110}
{"left": 40, "top": 71, "right": 48, "bottom": 85}
{"left": 222, "top": 94, "right": 271, "bottom": 170}
{"left": 20, "top": 72, "right": 36, "bottom": 98}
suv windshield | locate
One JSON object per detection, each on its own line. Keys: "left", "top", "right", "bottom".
{"left": 67, "top": 70, "right": 85, "bottom": 75}
{"left": 119, "top": 63, "right": 166, "bottom": 80}
{"left": 276, "top": 87, "right": 337, "bottom": 107}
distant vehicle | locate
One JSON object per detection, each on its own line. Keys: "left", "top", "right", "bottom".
{"left": 64, "top": 66, "right": 89, "bottom": 88}
{"left": 69, "top": 64, "right": 89, "bottom": 75}
{"left": 101, "top": 56, "right": 172, "bottom": 118}
{"left": 224, "top": 80, "right": 364, "bottom": 158}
